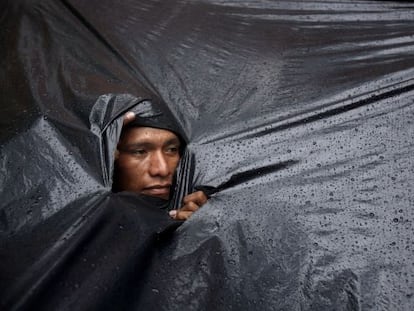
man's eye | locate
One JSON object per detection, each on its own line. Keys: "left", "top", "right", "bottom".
{"left": 130, "top": 149, "right": 147, "bottom": 155}
{"left": 166, "top": 146, "right": 179, "bottom": 154}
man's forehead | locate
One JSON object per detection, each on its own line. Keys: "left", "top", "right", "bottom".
{"left": 121, "top": 126, "right": 180, "bottom": 145}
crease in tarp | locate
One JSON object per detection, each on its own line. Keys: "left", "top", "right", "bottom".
{"left": 197, "top": 69, "right": 414, "bottom": 145}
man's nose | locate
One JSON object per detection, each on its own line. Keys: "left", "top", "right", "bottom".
{"left": 148, "top": 152, "right": 169, "bottom": 177}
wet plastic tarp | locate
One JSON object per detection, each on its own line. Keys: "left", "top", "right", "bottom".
{"left": 1, "top": 0, "right": 414, "bottom": 310}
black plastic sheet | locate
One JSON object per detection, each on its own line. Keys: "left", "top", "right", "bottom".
{"left": 1, "top": 0, "right": 414, "bottom": 310}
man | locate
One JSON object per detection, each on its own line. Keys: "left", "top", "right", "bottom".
{"left": 113, "top": 111, "right": 207, "bottom": 220}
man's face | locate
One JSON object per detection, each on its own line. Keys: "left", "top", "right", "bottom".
{"left": 114, "top": 126, "right": 181, "bottom": 200}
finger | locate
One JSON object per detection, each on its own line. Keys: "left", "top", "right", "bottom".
{"left": 183, "top": 191, "right": 208, "bottom": 206}
{"left": 169, "top": 210, "right": 193, "bottom": 220}
{"left": 180, "top": 201, "right": 199, "bottom": 212}
{"left": 123, "top": 111, "right": 135, "bottom": 126}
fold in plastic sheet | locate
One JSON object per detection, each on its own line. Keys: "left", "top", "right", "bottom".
{"left": 1, "top": 0, "right": 414, "bottom": 310}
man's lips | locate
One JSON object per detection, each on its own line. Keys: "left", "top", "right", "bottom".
{"left": 142, "top": 185, "right": 171, "bottom": 196}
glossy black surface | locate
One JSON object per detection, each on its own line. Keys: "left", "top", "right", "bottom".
{"left": 1, "top": 0, "right": 413, "bottom": 310}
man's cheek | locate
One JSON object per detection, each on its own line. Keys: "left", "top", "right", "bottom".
{"left": 171, "top": 157, "right": 180, "bottom": 171}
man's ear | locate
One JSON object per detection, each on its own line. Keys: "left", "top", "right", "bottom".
{"left": 114, "top": 111, "right": 135, "bottom": 161}
{"left": 114, "top": 148, "right": 120, "bottom": 160}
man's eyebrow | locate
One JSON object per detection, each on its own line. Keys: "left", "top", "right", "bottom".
{"left": 121, "top": 138, "right": 180, "bottom": 149}
{"left": 123, "top": 142, "right": 151, "bottom": 148}
{"left": 164, "top": 138, "right": 181, "bottom": 146}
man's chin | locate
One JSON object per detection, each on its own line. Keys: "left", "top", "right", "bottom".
{"left": 141, "top": 189, "right": 170, "bottom": 200}
{"left": 149, "top": 194, "right": 170, "bottom": 200}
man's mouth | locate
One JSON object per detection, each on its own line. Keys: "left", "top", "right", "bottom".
{"left": 142, "top": 185, "right": 171, "bottom": 198}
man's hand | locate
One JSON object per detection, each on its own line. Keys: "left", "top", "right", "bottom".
{"left": 122, "top": 111, "right": 136, "bottom": 125}
{"left": 169, "top": 191, "right": 208, "bottom": 220}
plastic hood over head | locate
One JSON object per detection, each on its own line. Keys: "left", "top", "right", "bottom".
{"left": 124, "top": 100, "right": 186, "bottom": 143}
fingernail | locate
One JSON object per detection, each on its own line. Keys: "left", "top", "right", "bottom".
{"left": 169, "top": 210, "right": 177, "bottom": 218}
{"left": 125, "top": 111, "right": 135, "bottom": 119}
